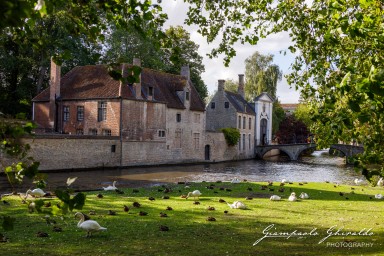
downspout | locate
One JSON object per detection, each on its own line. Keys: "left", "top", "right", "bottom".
{"left": 119, "top": 64, "right": 125, "bottom": 168}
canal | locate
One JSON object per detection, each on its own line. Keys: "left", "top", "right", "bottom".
{"left": 1, "top": 150, "right": 365, "bottom": 193}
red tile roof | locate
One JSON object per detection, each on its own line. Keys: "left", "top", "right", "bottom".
{"left": 32, "top": 65, "right": 205, "bottom": 112}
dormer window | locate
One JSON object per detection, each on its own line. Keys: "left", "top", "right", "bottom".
{"left": 148, "top": 86, "right": 153, "bottom": 96}
{"left": 186, "top": 91, "right": 190, "bottom": 101}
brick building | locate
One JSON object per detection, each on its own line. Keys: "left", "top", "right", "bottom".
{"left": 32, "top": 59, "right": 206, "bottom": 161}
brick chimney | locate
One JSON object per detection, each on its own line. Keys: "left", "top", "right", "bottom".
{"left": 180, "top": 65, "right": 190, "bottom": 81}
{"left": 218, "top": 79, "right": 225, "bottom": 92}
{"left": 49, "top": 57, "right": 61, "bottom": 129}
{"left": 133, "top": 58, "right": 142, "bottom": 99}
{"left": 238, "top": 74, "right": 245, "bottom": 98}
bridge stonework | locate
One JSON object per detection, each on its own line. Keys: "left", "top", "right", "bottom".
{"left": 329, "top": 144, "right": 364, "bottom": 163}
{"left": 255, "top": 143, "right": 317, "bottom": 161}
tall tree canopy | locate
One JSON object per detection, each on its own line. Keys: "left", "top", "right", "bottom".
{"left": 244, "top": 51, "right": 282, "bottom": 100}
{"left": 185, "top": 0, "right": 384, "bottom": 179}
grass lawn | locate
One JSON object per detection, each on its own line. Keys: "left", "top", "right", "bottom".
{"left": 0, "top": 181, "right": 383, "bottom": 256}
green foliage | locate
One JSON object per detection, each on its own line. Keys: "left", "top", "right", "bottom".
{"left": 272, "top": 101, "right": 286, "bottom": 135}
{"left": 1, "top": 216, "right": 15, "bottom": 231}
{"left": 244, "top": 51, "right": 282, "bottom": 100}
{"left": 293, "top": 103, "right": 313, "bottom": 129}
{"left": 185, "top": 0, "right": 384, "bottom": 179}
{"left": 221, "top": 128, "right": 241, "bottom": 146}
{"left": 54, "top": 188, "right": 86, "bottom": 215}
{"left": 224, "top": 79, "right": 238, "bottom": 93}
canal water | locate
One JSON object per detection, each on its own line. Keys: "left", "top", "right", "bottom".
{"left": 1, "top": 150, "right": 364, "bottom": 193}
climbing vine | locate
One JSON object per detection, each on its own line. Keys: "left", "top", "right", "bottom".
{"left": 221, "top": 128, "right": 241, "bottom": 147}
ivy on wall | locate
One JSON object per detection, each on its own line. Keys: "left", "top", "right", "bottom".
{"left": 221, "top": 128, "right": 240, "bottom": 147}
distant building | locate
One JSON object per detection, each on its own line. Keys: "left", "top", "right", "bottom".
{"left": 280, "top": 103, "right": 298, "bottom": 115}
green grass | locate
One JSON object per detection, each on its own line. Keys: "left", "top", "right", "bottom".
{"left": 1, "top": 182, "right": 384, "bottom": 256}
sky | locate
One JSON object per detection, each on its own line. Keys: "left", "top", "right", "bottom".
{"left": 161, "top": 1, "right": 301, "bottom": 103}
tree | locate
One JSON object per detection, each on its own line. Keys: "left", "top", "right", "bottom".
{"left": 163, "top": 26, "right": 208, "bottom": 99}
{"left": 294, "top": 103, "right": 313, "bottom": 129}
{"left": 185, "top": 0, "right": 384, "bottom": 179}
{"left": 244, "top": 51, "right": 282, "bottom": 100}
{"left": 224, "top": 79, "right": 238, "bottom": 93}
{"left": 275, "top": 115, "right": 310, "bottom": 145}
{"left": 272, "top": 101, "right": 285, "bottom": 135}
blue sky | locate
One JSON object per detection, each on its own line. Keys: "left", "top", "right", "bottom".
{"left": 161, "top": 1, "right": 301, "bottom": 103}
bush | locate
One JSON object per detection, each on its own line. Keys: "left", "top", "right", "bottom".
{"left": 221, "top": 128, "right": 240, "bottom": 146}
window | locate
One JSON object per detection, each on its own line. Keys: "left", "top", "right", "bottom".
{"left": 238, "top": 116, "right": 241, "bottom": 129}
{"left": 158, "top": 130, "right": 166, "bottom": 137}
{"left": 148, "top": 86, "right": 153, "bottom": 96}
{"left": 98, "top": 101, "right": 107, "bottom": 122}
{"left": 76, "top": 129, "right": 84, "bottom": 135}
{"left": 249, "top": 118, "right": 252, "bottom": 130}
{"left": 243, "top": 117, "right": 246, "bottom": 129}
{"left": 211, "top": 102, "right": 215, "bottom": 109}
{"left": 176, "top": 113, "right": 181, "bottom": 122}
{"left": 111, "top": 145, "right": 116, "bottom": 153}
{"left": 193, "top": 133, "right": 200, "bottom": 149}
{"left": 243, "top": 134, "right": 245, "bottom": 150}
{"left": 63, "top": 106, "right": 70, "bottom": 121}
{"left": 224, "top": 102, "right": 229, "bottom": 108}
{"left": 238, "top": 134, "right": 241, "bottom": 150}
{"left": 249, "top": 134, "right": 251, "bottom": 149}
{"left": 102, "top": 129, "right": 111, "bottom": 136}
{"left": 77, "top": 106, "right": 84, "bottom": 121}
{"left": 263, "top": 103, "right": 266, "bottom": 112}
{"left": 186, "top": 91, "right": 190, "bottom": 101}
{"left": 194, "top": 113, "right": 200, "bottom": 123}
{"left": 89, "top": 128, "right": 97, "bottom": 135}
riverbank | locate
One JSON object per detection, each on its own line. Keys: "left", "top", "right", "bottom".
{"left": 1, "top": 181, "right": 383, "bottom": 256}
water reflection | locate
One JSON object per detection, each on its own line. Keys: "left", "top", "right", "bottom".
{"left": 0, "top": 150, "right": 364, "bottom": 193}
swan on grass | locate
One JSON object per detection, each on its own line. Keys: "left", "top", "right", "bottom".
{"left": 299, "top": 192, "right": 309, "bottom": 199}
{"left": 231, "top": 177, "right": 241, "bottom": 184}
{"left": 75, "top": 212, "right": 107, "bottom": 237}
{"left": 227, "top": 201, "right": 247, "bottom": 209}
{"left": 102, "top": 181, "right": 117, "bottom": 191}
{"left": 25, "top": 188, "right": 46, "bottom": 199}
{"left": 374, "top": 194, "right": 383, "bottom": 199}
{"left": 270, "top": 195, "right": 281, "bottom": 201}
{"left": 288, "top": 192, "right": 297, "bottom": 202}
{"left": 186, "top": 190, "right": 202, "bottom": 200}
{"left": 354, "top": 178, "right": 364, "bottom": 186}
{"left": 377, "top": 178, "right": 383, "bottom": 187}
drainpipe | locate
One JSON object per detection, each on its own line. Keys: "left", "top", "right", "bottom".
{"left": 119, "top": 97, "right": 123, "bottom": 168}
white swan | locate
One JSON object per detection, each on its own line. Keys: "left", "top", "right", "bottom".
{"left": 231, "top": 177, "right": 241, "bottom": 184}
{"left": 270, "top": 195, "right": 281, "bottom": 201}
{"left": 299, "top": 192, "right": 309, "bottom": 199}
{"left": 186, "top": 190, "right": 202, "bottom": 200}
{"left": 354, "top": 178, "right": 364, "bottom": 185}
{"left": 374, "top": 194, "right": 383, "bottom": 199}
{"left": 288, "top": 192, "right": 297, "bottom": 202}
{"left": 227, "top": 201, "right": 247, "bottom": 209}
{"left": 102, "top": 181, "right": 117, "bottom": 191}
{"left": 75, "top": 212, "right": 107, "bottom": 237}
{"left": 377, "top": 178, "right": 383, "bottom": 187}
{"left": 25, "top": 188, "right": 45, "bottom": 199}
{"left": 281, "top": 179, "right": 289, "bottom": 184}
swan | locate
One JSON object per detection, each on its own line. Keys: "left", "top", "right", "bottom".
{"left": 231, "top": 177, "right": 241, "bottom": 184}
{"left": 281, "top": 179, "right": 289, "bottom": 184}
{"left": 270, "top": 195, "right": 281, "bottom": 201}
{"left": 377, "top": 178, "right": 383, "bottom": 187}
{"left": 74, "top": 212, "right": 107, "bottom": 237}
{"left": 25, "top": 188, "right": 46, "bottom": 199}
{"left": 288, "top": 192, "right": 297, "bottom": 202}
{"left": 227, "top": 201, "right": 247, "bottom": 209}
{"left": 354, "top": 178, "right": 364, "bottom": 185}
{"left": 299, "top": 192, "right": 309, "bottom": 199}
{"left": 102, "top": 181, "right": 117, "bottom": 191}
{"left": 186, "top": 190, "right": 202, "bottom": 200}
{"left": 374, "top": 194, "right": 383, "bottom": 199}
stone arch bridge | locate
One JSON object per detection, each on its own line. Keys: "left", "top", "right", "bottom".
{"left": 329, "top": 144, "right": 364, "bottom": 163}
{"left": 255, "top": 143, "right": 317, "bottom": 161}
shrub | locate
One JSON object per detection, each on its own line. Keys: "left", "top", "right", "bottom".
{"left": 221, "top": 128, "right": 240, "bottom": 146}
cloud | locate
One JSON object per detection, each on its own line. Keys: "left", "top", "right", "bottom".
{"left": 161, "top": 1, "right": 300, "bottom": 103}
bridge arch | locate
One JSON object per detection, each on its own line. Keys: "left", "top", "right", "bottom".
{"left": 255, "top": 143, "right": 317, "bottom": 161}
{"left": 329, "top": 144, "right": 364, "bottom": 163}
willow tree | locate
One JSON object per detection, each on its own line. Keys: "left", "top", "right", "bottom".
{"left": 244, "top": 51, "right": 282, "bottom": 100}
{"left": 185, "top": 0, "right": 384, "bottom": 179}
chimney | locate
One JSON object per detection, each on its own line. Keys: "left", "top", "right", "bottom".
{"left": 181, "top": 65, "right": 190, "bottom": 81}
{"left": 133, "top": 58, "right": 142, "bottom": 99}
{"left": 218, "top": 79, "right": 225, "bottom": 92}
{"left": 49, "top": 57, "right": 61, "bottom": 128}
{"left": 238, "top": 74, "right": 245, "bottom": 98}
